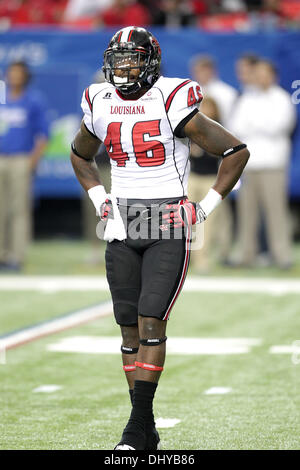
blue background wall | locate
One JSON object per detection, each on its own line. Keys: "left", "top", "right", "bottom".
{"left": 1, "top": 29, "right": 299, "bottom": 198}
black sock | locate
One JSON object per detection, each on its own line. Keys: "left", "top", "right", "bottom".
{"left": 121, "top": 381, "right": 157, "bottom": 448}
{"left": 129, "top": 389, "right": 133, "bottom": 406}
{"left": 131, "top": 380, "right": 157, "bottom": 422}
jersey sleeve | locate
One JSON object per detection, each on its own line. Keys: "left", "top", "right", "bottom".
{"left": 166, "top": 80, "right": 203, "bottom": 138}
{"left": 80, "top": 85, "right": 97, "bottom": 137}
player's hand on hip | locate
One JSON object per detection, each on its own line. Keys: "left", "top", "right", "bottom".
{"left": 87, "top": 185, "right": 113, "bottom": 219}
{"left": 162, "top": 199, "right": 207, "bottom": 228}
{"left": 100, "top": 198, "right": 114, "bottom": 220}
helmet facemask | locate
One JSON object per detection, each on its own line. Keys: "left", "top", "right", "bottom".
{"left": 103, "top": 47, "right": 152, "bottom": 95}
{"left": 103, "top": 28, "right": 161, "bottom": 95}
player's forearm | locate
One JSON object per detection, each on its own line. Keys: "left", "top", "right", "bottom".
{"left": 70, "top": 151, "right": 102, "bottom": 191}
{"left": 70, "top": 120, "right": 104, "bottom": 191}
{"left": 185, "top": 112, "right": 244, "bottom": 156}
{"left": 184, "top": 111, "right": 249, "bottom": 214}
{"left": 213, "top": 148, "right": 250, "bottom": 198}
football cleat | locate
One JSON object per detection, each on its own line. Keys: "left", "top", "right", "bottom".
{"left": 145, "top": 424, "right": 161, "bottom": 450}
{"left": 114, "top": 418, "right": 147, "bottom": 450}
{"left": 114, "top": 444, "right": 136, "bottom": 450}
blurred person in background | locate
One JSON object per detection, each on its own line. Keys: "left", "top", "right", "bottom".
{"left": 64, "top": 0, "right": 113, "bottom": 21}
{"left": 188, "top": 96, "right": 223, "bottom": 272}
{"left": 153, "top": 0, "right": 196, "bottom": 27}
{"left": 221, "top": 0, "right": 246, "bottom": 12}
{"left": 245, "top": 0, "right": 284, "bottom": 30}
{"left": 236, "top": 53, "right": 260, "bottom": 92}
{"left": 230, "top": 59, "right": 296, "bottom": 269}
{"left": 244, "top": 0, "right": 263, "bottom": 12}
{"left": 97, "top": 0, "right": 151, "bottom": 27}
{"left": 234, "top": 52, "right": 271, "bottom": 265}
{"left": 190, "top": 55, "right": 238, "bottom": 126}
{"left": 190, "top": 55, "right": 238, "bottom": 264}
{"left": 0, "top": 0, "right": 68, "bottom": 27}
{"left": 0, "top": 61, "right": 49, "bottom": 271}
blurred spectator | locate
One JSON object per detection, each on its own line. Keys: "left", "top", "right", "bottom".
{"left": 64, "top": 0, "right": 113, "bottom": 21}
{"left": 0, "top": 61, "right": 49, "bottom": 271}
{"left": 0, "top": 0, "right": 68, "bottom": 27}
{"left": 98, "top": 0, "right": 151, "bottom": 27}
{"left": 190, "top": 55, "right": 238, "bottom": 126}
{"left": 230, "top": 59, "right": 296, "bottom": 269}
{"left": 221, "top": 0, "right": 246, "bottom": 12}
{"left": 190, "top": 55, "right": 237, "bottom": 266}
{"left": 244, "top": 0, "right": 263, "bottom": 12}
{"left": 235, "top": 52, "right": 270, "bottom": 263}
{"left": 188, "top": 97, "right": 223, "bottom": 272}
{"left": 246, "top": 0, "right": 284, "bottom": 29}
{"left": 235, "top": 53, "right": 260, "bottom": 92}
{"left": 153, "top": 0, "right": 196, "bottom": 27}
{"left": 192, "top": 0, "right": 209, "bottom": 15}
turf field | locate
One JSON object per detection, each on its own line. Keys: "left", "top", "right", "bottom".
{"left": 1, "top": 241, "right": 300, "bottom": 450}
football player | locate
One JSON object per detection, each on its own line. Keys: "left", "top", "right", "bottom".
{"left": 70, "top": 26, "right": 249, "bottom": 450}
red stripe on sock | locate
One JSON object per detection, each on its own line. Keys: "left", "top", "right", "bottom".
{"left": 135, "top": 361, "right": 163, "bottom": 372}
{"left": 123, "top": 365, "right": 136, "bottom": 372}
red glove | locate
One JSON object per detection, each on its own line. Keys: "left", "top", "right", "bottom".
{"left": 161, "top": 199, "right": 206, "bottom": 228}
{"left": 100, "top": 198, "right": 114, "bottom": 221}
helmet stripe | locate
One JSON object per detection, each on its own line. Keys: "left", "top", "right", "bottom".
{"left": 127, "top": 28, "right": 134, "bottom": 42}
{"left": 85, "top": 87, "right": 92, "bottom": 112}
{"left": 120, "top": 26, "right": 134, "bottom": 42}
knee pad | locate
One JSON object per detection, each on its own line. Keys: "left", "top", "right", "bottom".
{"left": 121, "top": 345, "right": 139, "bottom": 354}
{"left": 114, "top": 301, "right": 138, "bottom": 326}
{"left": 139, "top": 293, "right": 166, "bottom": 319}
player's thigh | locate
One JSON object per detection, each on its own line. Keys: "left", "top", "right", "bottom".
{"left": 139, "top": 236, "right": 190, "bottom": 321}
{"left": 105, "top": 240, "right": 142, "bottom": 326}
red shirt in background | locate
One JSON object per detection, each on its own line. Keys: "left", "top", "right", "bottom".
{"left": 101, "top": 2, "right": 151, "bottom": 27}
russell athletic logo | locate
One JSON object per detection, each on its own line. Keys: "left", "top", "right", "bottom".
{"left": 110, "top": 105, "right": 145, "bottom": 115}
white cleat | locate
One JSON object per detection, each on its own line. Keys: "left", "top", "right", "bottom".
{"left": 114, "top": 444, "right": 136, "bottom": 450}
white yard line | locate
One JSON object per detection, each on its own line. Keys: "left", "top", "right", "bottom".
{"left": 204, "top": 387, "right": 232, "bottom": 395}
{"left": 33, "top": 385, "right": 63, "bottom": 393}
{"left": 47, "top": 336, "right": 262, "bottom": 355}
{"left": 269, "top": 343, "right": 300, "bottom": 354}
{"left": 155, "top": 418, "right": 181, "bottom": 429}
{"left": 0, "top": 301, "right": 113, "bottom": 350}
{"left": 0, "top": 276, "right": 109, "bottom": 292}
{"left": 0, "top": 275, "right": 299, "bottom": 294}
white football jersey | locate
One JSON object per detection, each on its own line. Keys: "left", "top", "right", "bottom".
{"left": 81, "top": 76, "right": 203, "bottom": 199}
